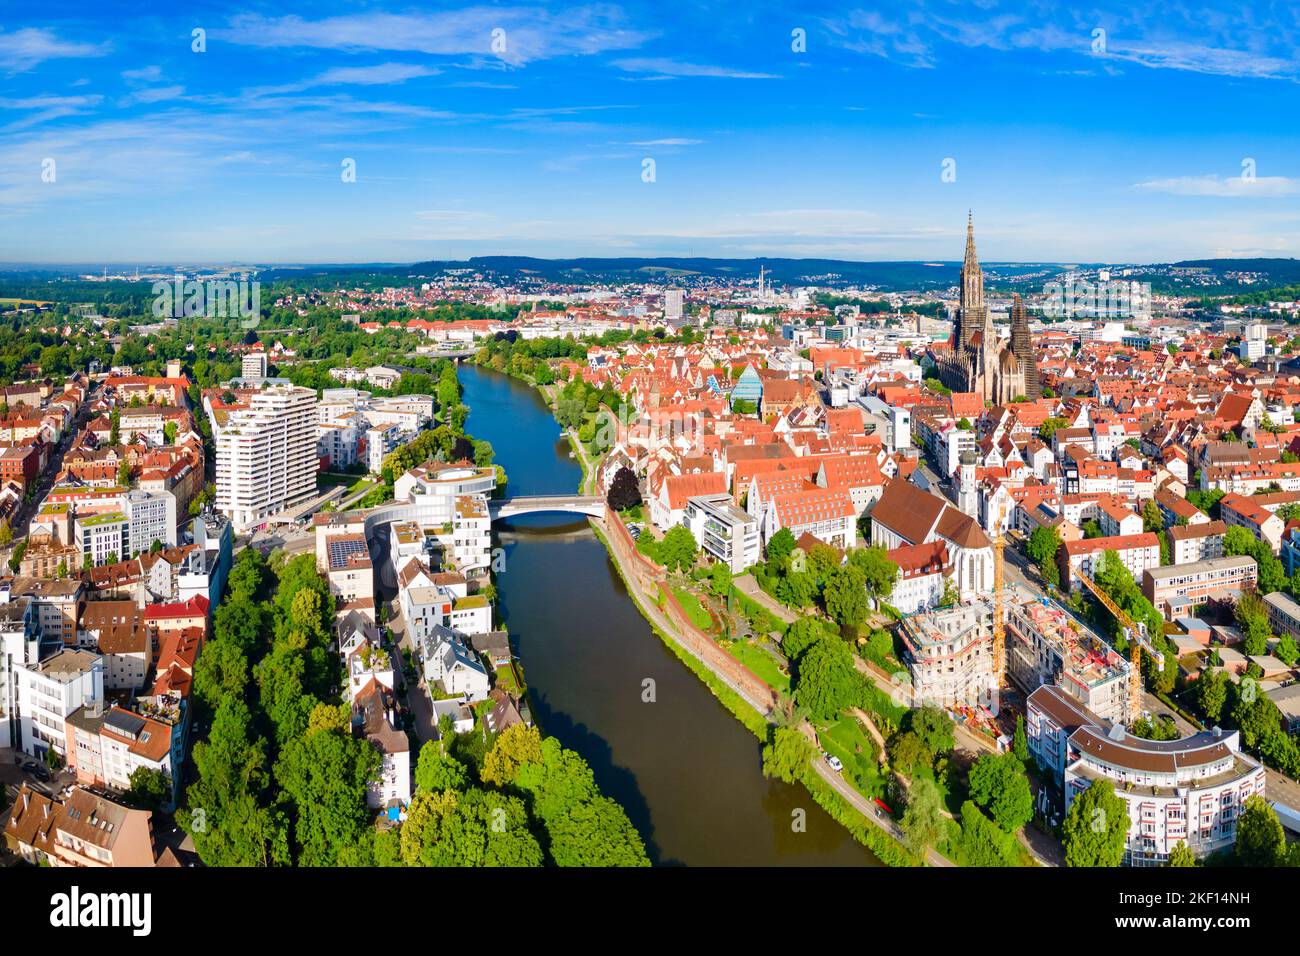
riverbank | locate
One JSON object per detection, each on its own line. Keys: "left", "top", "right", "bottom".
{"left": 474, "top": 358, "right": 932, "bottom": 867}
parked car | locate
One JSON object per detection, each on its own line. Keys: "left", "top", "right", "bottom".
{"left": 824, "top": 754, "right": 844, "bottom": 773}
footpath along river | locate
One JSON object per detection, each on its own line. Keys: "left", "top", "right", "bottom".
{"left": 460, "top": 363, "right": 880, "bottom": 866}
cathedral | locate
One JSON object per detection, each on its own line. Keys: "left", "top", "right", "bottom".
{"left": 933, "top": 214, "right": 1041, "bottom": 405}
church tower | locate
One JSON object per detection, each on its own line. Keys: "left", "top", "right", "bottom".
{"left": 958, "top": 211, "right": 986, "bottom": 347}
{"left": 1008, "top": 294, "right": 1041, "bottom": 400}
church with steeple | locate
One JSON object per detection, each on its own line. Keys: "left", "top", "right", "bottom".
{"left": 933, "top": 213, "right": 1041, "bottom": 405}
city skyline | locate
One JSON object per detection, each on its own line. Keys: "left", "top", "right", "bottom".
{"left": 4, "top": 2, "right": 1300, "bottom": 263}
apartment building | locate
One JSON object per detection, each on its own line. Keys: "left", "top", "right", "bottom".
{"left": 1220, "top": 492, "right": 1285, "bottom": 554}
{"left": 683, "top": 492, "right": 761, "bottom": 574}
{"left": 5, "top": 785, "right": 157, "bottom": 867}
{"left": 64, "top": 705, "right": 175, "bottom": 805}
{"left": 15, "top": 649, "right": 104, "bottom": 759}
{"left": 207, "top": 384, "right": 318, "bottom": 531}
{"left": 1262, "top": 590, "right": 1300, "bottom": 641}
{"left": 1142, "top": 556, "right": 1258, "bottom": 620}
{"left": 1058, "top": 533, "right": 1161, "bottom": 592}
{"left": 1027, "top": 684, "right": 1266, "bottom": 866}
{"left": 74, "top": 511, "right": 129, "bottom": 566}
{"left": 1167, "top": 520, "right": 1227, "bottom": 566}
{"left": 888, "top": 540, "right": 952, "bottom": 615}
{"left": 0, "top": 597, "right": 39, "bottom": 749}
{"left": 123, "top": 489, "right": 178, "bottom": 555}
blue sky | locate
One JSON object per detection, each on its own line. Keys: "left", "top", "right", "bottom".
{"left": 3, "top": 1, "right": 1300, "bottom": 265}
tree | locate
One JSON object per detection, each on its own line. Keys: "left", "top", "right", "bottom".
{"left": 968, "top": 753, "right": 1033, "bottom": 832}
{"left": 1062, "top": 779, "right": 1128, "bottom": 867}
{"left": 707, "top": 562, "right": 732, "bottom": 597}
{"left": 117, "top": 459, "right": 132, "bottom": 487}
{"left": 823, "top": 563, "right": 868, "bottom": 629}
{"left": 606, "top": 466, "right": 642, "bottom": 511}
{"left": 1166, "top": 841, "right": 1196, "bottom": 867}
{"left": 109, "top": 407, "right": 120, "bottom": 445}
{"left": 1194, "top": 667, "right": 1230, "bottom": 724}
{"left": 848, "top": 546, "right": 897, "bottom": 602}
{"left": 414, "top": 742, "right": 468, "bottom": 793}
{"left": 761, "top": 727, "right": 815, "bottom": 784}
{"left": 781, "top": 615, "right": 836, "bottom": 661}
{"left": 1141, "top": 499, "right": 1164, "bottom": 533}
{"left": 908, "top": 705, "right": 955, "bottom": 757}
{"left": 274, "top": 704, "right": 381, "bottom": 866}
{"left": 793, "top": 634, "right": 862, "bottom": 720}
{"left": 766, "top": 527, "right": 797, "bottom": 566}
{"left": 480, "top": 723, "right": 544, "bottom": 788}
{"left": 656, "top": 525, "right": 698, "bottom": 573}
{"left": 889, "top": 731, "right": 931, "bottom": 775}
{"left": 1236, "top": 794, "right": 1285, "bottom": 866}
{"left": 1026, "top": 525, "right": 1061, "bottom": 582}
{"left": 0, "top": 520, "right": 11, "bottom": 547}
{"left": 1013, "top": 714, "right": 1029, "bottom": 762}
{"left": 126, "top": 766, "right": 170, "bottom": 811}
{"left": 900, "top": 776, "right": 945, "bottom": 856}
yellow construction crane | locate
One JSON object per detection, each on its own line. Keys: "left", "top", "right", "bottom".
{"left": 1073, "top": 570, "right": 1164, "bottom": 726}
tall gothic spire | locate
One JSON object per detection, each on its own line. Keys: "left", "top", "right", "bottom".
{"left": 958, "top": 212, "right": 985, "bottom": 345}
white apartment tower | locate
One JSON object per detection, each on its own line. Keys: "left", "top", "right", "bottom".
{"left": 210, "top": 384, "right": 318, "bottom": 531}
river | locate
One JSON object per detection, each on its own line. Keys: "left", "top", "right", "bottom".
{"left": 459, "top": 362, "right": 879, "bottom": 866}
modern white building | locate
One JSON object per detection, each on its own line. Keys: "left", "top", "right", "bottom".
{"left": 1028, "top": 684, "right": 1266, "bottom": 866}
{"left": 0, "top": 597, "right": 40, "bottom": 749}
{"left": 207, "top": 383, "right": 318, "bottom": 531}
{"left": 683, "top": 493, "right": 761, "bottom": 574}
{"left": 74, "top": 511, "right": 129, "bottom": 567}
{"left": 123, "top": 489, "right": 177, "bottom": 555}
{"left": 241, "top": 352, "right": 268, "bottom": 379}
{"left": 15, "top": 649, "right": 104, "bottom": 759}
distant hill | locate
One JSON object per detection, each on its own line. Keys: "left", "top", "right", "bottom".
{"left": 331, "top": 255, "right": 1067, "bottom": 290}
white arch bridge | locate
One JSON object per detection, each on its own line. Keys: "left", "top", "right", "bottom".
{"left": 360, "top": 495, "right": 605, "bottom": 538}
{"left": 489, "top": 495, "right": 606, "bottom": 521}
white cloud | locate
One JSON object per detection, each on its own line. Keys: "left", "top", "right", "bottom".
{"left": 245, "top": 63, "right": 440, "bottom": 98}
{"left": 612, "top": 58, "right": 779, "bottom": 79}
{"left": 218, "top": 7, "right": 649, "bottom": 67}
{"left": 629, "top": 138, "right": 703, "bottom": 146}
{"left": 0, "top": 27, "right": 109, "bottom": 72}
{"left": 1134, "top": 175, "right": 1300, "bottom": 197}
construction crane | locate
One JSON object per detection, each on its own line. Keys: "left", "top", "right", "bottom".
{"left": 1073, "top": 570, "right": 1165, "bottom": 726}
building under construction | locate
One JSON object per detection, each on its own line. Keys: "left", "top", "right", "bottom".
{"left": 1005, "top": 597, "right": 1131, "bottom": 725}
{"left": 898, "top": 600, "right": 996, "bottom": 709}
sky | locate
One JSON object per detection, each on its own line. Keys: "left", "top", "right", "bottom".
{"left": 3, "top": 1, "right": 1300, "bottom": 265}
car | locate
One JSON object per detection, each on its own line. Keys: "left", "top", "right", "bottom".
{"left": 824, "top": 754, "right": 843, "bottom": 772}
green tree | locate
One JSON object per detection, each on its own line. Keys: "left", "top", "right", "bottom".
{"left": 968, "top": 752, "right": 1033, "bottom": 832}
{"left": 657, "top": 525, "right": 699, "bottom": 573}
{"left": 414, "top": 743, "right": 468, "bottom": 793}
{"left": 766, "top": 527, "right": 797, "bottom": 567}
{"left": 908, "top": 705, "right": 955, "bottom": 757}
{"left": 900, "top": 775, "right": 945, "bottom": 857}
{"left": 761, "top": 726, "right": 815, "bottom": 784}
{"left": 1012, "top": 714, "right": 1029, "bottom": 762}
{"left": 480, "top": 723, "right": 544, "bottom": 788}
{"left": 848, "top": 546, "right": 897, "bottom": 603}
{"left": 274, "top": 703, "right": 382, "bottom": 866}
{"left": 823, "top": 563, "right": 869, "bottom": 629}
{"left": 126, "top": 766, "right": 170, "bottom": 811}
{"left": 1194, "top": 667, "right": 1230, "bottom": 724}
{"left": 1236, "top": 794, "right": 1285, "bottom": 866}
{"left": 794, "top": 634, "right": 862, "bottom": 720}
{"left": 1062, "top": 779, "right": 1128, "bottom": 867}
{"left": 1166, "top": 841, "right": 1197, "bottom": 867}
